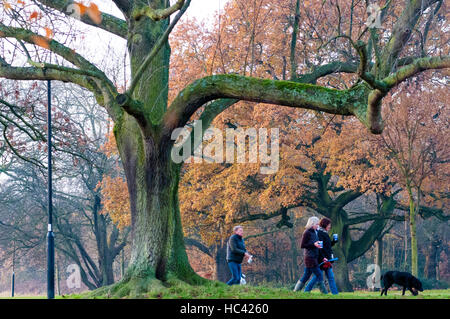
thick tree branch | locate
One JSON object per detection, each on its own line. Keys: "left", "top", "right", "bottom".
{"left": 35, "top": 0, "right": 128, "bottom": 38}
{"left": 180, "top": 60, "right": 362, "bottom": 162}
{"left": 383, "top": 55, "right": 450, "bottom": 89}
{"left": 363, "top": 55, "right": 450, "bottom": 134}
{"left": 296, "top": 61, "right": 358, "bottom": 84}
{"left": 232, "top": 204, "right": 300, "bottom": 227}
{"left": 334, "top": 190, "right": 364, "bottom": 210}
{"left": 0, "top": 23, "right": 109, "bottom": 75}
{"left": 132, "top": 0, "right": 185, "bottom": 21}
{"left": 395, "top": 203, "right": 448, "bottom": 221}
{"left": 163, "top": 74, "right": 368, "bottom": 138}
{"left": 0, "top": 23, "right": 123, "bottom": 121}
{"left": 0, "top": 64, "right": 96, "bottom": 91}
{"left": 124, "top": 0, "right": 190, "bottom": 98}
{"left": 380, "top": 0, "right": 441, "bottom": 77}
{"left": 184, "top": 238, "right": 212, "bottom": 257}
{"left": 347, "top": 195, "right": 396, "bottom": 261}
{"left": 346, "top": 213, "right": 406, "bottom": 225}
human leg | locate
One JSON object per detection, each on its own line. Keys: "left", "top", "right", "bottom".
{"left": 325, "top": 268, "right": 339, "bottom": 295}
{"left": 304, "top": 273, "right": 318, "bottom": 292}
{"left": 226, "top": 262, "right": 240, "bottom": 285}
{"left": 312, "top": 266, "right": 327, "bottom": 294}
{"left": 293, "top": 268, "right": 312, "bottom": 292}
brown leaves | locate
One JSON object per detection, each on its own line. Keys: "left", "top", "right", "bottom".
{"left": 97, "top": 176, "right": 131, "bottom": 229}
{"left": 96, "top": 127, "right": 129, "bottom": 228}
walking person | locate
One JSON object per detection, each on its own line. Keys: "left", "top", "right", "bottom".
{"left": 293, "top": 216, "right": 328, "bottom": 293}
{"left": 304, "top": 217, "right": 339, "bottom": 295}
{"left": 226, "top": 225, "right": 251, "bottom": 285}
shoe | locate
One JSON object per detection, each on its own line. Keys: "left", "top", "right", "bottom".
{"left": 293, "top": 280, "right": 305, "bottom": 292}
{"left": 318, "top": 281, "right": 328, "bottom": 294}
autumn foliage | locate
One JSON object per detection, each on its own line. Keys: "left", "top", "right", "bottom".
{"left": 94, "top": 1, "right": 449, "bottom": 276}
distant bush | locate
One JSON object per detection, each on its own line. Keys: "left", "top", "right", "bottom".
{"left": 421, "top": 278, "right": 450, "bottom": 290}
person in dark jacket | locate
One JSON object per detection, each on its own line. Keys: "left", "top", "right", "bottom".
{"left": 293, "top": 216, "right": 327, "bottom": 293}
{"left": 226, "top": 225, "right": 251, "bottom": 285}
{"left": 304, "top": 217, "right": 339, "bottom": 294}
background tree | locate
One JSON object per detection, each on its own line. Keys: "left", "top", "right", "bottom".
{"left": 373, "top": 80, "right": 449, "bottom": 276}
{"left": 0, "top": 80, "right": 129, "bottom": 290}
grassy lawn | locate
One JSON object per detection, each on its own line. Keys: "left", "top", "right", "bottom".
{"left": 3, "top": 281, "right": 449, "bottom": 299}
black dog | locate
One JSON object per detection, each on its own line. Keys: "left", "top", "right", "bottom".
{"left": 380, "top": 271, "right": 423, "bottom": 296}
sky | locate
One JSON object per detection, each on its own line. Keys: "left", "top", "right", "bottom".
{"left": 97, "top": 0, "right": 228, "bottom": 23}
{"left": 184, "top": 0, "right": 228, "bottom": 22}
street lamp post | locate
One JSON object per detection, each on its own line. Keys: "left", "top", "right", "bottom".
{"left": 47, "top": 80, "right": 55, "bottom": 299}
{"left": 11, "top": 240, "right": 15, "bottom": 297}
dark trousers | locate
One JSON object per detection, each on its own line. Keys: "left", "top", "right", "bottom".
{"left": 226, "top": 261, "right": 242, "bottom": 285}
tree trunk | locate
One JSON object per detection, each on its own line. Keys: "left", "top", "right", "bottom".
{"left": 113, "top": 117, "right": 200, "bottom": 294}
{"left": 95, "top": 210, "right": 115, "bottom": 286}
{"left": 375, "top": 237, "right": 383, "bottom": 273}
{"left": 288, "top": 224, "right": 299, "bottom": 283}
{"left": 333, "top": 247, "right": 354, "bottom": 292}
{"left": 332, "top": 223, "right": 354, "bottom": 292}
{"left": 102, "top": 4, "right": 203, "bottom": 294}
{"left": 424, "top": 239, "right": 440, "bottom": 280}
{"left": 407, "top": 186, "right": 418, "bottom": 276}
{"left": 214, "top": 243, "right": 230, "bottom": 283}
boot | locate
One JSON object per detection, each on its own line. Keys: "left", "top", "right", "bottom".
{"left": 293, "top": 280, "right": 305, "bottom": 292}
{"left": 318, "top": 281, "right": 328, "bottom": 294}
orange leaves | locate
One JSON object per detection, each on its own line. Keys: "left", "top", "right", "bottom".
{"left": 4, "top": 0, "right": 27, "bottom": 10}
{"left": 73, "top": 2, "right": 102, "bottom": 24}
{"left": 29, "top": 11, "right": 40, "bottom": 21}
{"left": 97, "top": 176, "right": 131, "bottom": 229}
{"left": 44, "top": 26, "right": 53, "bottom": 38}
{"left": 31, "top": 35, "right": 50, "bottom": 49}
{"left": 30, "top": 27, "right": 53, "bottom": 50}
{"left": 99, "top": 126, "right": 119, "bottom": 157}
{"left": 86, "top": 3, "right": 102, "bottom": 24}
{"left": 76, "top": 2, "right": 88, "bottom": 15}
{"left": 97, "top": 126, "right": 129, "bottom": 228}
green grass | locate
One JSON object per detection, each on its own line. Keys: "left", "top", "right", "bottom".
{"left": 3, "top": 281, "right": 449, "bottom": 299}
{"left": 67, "top": 279, "right": 449, "bottom": 299}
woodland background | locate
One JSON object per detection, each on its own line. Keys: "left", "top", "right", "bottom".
{"left": 0, "top": 0, "right": 448, "bottom": 295}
